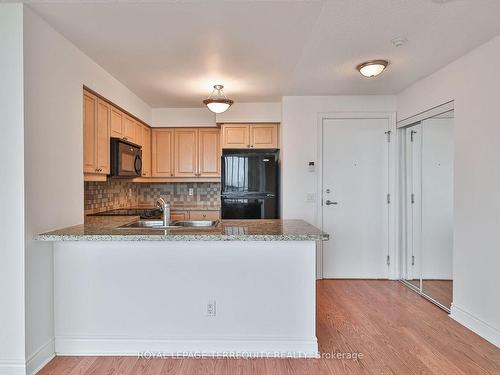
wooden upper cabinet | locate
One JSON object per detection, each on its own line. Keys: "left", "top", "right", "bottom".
{"left": 83, "top": 92, "right": 110, "bottom": 175}
{"left": 123, "top": 115, "right": 135, "bottom": 143}
{"left": 141, "top": 125, "right": 152, "bottom": 177}
{"left": 110, "top": 106, "right": 123, "bottom": 138}
{"left": 152, "top": 129, "right": 174, "bottom": 177}
{"left": 83, "top": 91, "right": 98, "bottom": 173}
{"left": 96, "top": 99, "right": 111, "bottom": 174}
{"left": 198, "top": 128, "right": 221, "bottom": 177}
{"left": 250, "top": 124, "right": 278, "bottom": 149}
{"left": 134, "top": 121, "right": 143, "bottom": 146}
{"left": 174, "top": 129, "right": 198, "bottom": 177}
{"left": 221, "top": 123, "right": 279, "bottom": 149}
{"left": 222, "top": 124, "right": 249, "bottom": 148}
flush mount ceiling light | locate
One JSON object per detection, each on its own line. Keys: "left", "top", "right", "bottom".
{"left": 356, "top": 60, "right": 389, "bottom": 78}
{"left": 203, "top": 84, "right": 234, "bottom": 114}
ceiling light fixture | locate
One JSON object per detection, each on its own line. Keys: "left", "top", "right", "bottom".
{"left": 203, "top": 85, "right": 234, "bottom": 114}
{"left": 356, "top": 60, "right": 389, "bottom": 78}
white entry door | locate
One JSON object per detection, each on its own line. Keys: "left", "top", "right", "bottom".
{"left": 322, "top": 118, "right": 390, "bottom": 278}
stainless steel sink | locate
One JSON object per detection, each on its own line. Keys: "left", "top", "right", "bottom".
{"left": 171, "top": 220, "right": 219, "bottom": 227}
{"left": 120, "top": 220, "right": 180, "bottom": 229}
{"left": 119, "top": 220, "right": 219, "bottom": 230}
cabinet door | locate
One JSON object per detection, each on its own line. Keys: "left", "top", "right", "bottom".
{"left": 110, "top": 106, "right": 123, "bottom": 138}
{"left": 189, "top": 210, "right": 220, "bottom": 220}
{"left": 141, "top": 125, "right": 152, "bottom": 177}
{"left": 83, "top": 91, "right": 97, "bottom": 173}
{"left": 174, "top": 129, "right": 198, "bottom": 177}
{"left": 123, "top": 115, "right": 135, "bottom": 143}
{"left": 250, "top": 124, "right": 278, "bottom": 149}
{"left": 134, "top": 121, "right": 143, "bottom": 146}
{"left": 222, "top": 124, "right": 249, "bottom": 148}
{"left": 152, "top": 129, "right": 174, "bottom": 177}
{"left": 198, "top": 128, "right": 221, "bottom": 177}
{"left": 96, "top": 99, "right": 111, "bottom": 174}
{"left": 170, "top": 211, "right": 187, "bottom": 221}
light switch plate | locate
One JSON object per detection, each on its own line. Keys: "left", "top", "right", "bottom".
{"left": 306, "top": 193, "right": 316, "bottom": 202}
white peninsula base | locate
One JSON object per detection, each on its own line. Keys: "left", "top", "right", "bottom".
{"left": 54, "top": 240, "right": 317, "bottom": 357}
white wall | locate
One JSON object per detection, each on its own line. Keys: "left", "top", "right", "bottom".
{"left": 281, "top": 96, "right": 397, "bottom": 226}
{"left": 0, "top": 4, "right": 26, "bottom": 375}
{"left": 22, "top": 6, "right": 152, "bottom": 373}
{"left": 151, "top": 102, "right": 281, "bottom": 127}
{"left": 398, "top": 35, "right": 500, "bottom": 346}
{"left": 151, "top": 107, "right": 215, "bottom": 127}
{"left": 216, "top": 102, "right": 281, "bottom": 123}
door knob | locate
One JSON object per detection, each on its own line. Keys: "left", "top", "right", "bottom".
{"left": 325, "top": 200, "right": 338, "bottom": 206}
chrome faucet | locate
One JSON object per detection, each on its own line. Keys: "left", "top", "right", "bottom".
{"left": 156, "top": 197, "right": 171, "bottom": 226}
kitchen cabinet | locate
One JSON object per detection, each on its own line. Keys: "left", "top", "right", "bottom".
{"left": 83, "top": 91, "right": 97, "bottom": 173}
{"left": 134, "top": 121, "right": 143, "bottom": 146}
{"left": 141, "top": 125, "right": 152, "bottom": 177}
{"left": 221, "top": 123, "right": 278, "bottom": 149}
{"left": 95, "top": 99, "right": 111, "bottom": 174}
{"left": 83, "top": 91, "right": 110, "bottom": 175}
{"left": 83, "top": 89, "right": 151, "bottom": 180}
{"left": 250, "top": 124, "right": 278, "bottom": 149}
{"left": 222, "top": 124, "right": 250, "bottom": 148}
{"left": 152, "top": 129, "right": 174, "bottom": 177}
{"left": 170, "top": 211, "right": 188, "bottom": 221}
{"left": 110, "top": 106, "right": 123, "bottom": 138}
{"left": 123, "top": 115, "right": 136, "bottom": 143}
{"left": 174, "top": 128, "right": 221, "bottom": 178}
{"left": 174, "top": 129, "right": 198, "bottom": 177}
{"left": 189, "top": 210, "right": 220, "bottom": 220}
{"left": 198, "top": 128, "right": 221, "bottom": 177}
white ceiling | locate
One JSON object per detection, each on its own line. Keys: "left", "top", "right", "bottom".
{"left": 27, "top": 0, "right": 500, "bottom": 107}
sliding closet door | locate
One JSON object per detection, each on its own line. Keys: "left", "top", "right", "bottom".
{"left": 400, "top": 108, "right": 454, "bottom": 312}
{"left": 421, "top": 113, "right": 454, "bottom": 309}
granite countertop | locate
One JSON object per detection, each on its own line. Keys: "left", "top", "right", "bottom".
{"left": 35, "top": 217, "right": 328, "bottom": 242}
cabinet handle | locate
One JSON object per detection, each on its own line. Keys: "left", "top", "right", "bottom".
{"left": 170, "top": 173, "right": 174, "bottom": 177}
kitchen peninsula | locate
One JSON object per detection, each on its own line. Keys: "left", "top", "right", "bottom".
{"left": 37, "top": 219, "right": 327, "bottom": 357}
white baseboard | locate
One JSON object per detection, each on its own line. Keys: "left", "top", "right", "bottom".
{"left": 450, "top": 304, "right": 500, "bottom": 348}
{"left": 26, "top": 338, "right": 55, "bottom": 375}
{"left": 55, "top": 336, "right": 318, "bottom": 358}
{"left": 0, "top": 360, "right": 25, "bottom": 375}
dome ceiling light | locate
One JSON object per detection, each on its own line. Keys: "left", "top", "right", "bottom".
{"left": 203, "top": 84, "right": 234, "bottom": 114}
{"left": 356, "top": 60, "right": 389, "bottom": 78}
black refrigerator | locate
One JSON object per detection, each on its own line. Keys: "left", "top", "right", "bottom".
{"left": 221, "top": 150, "right": 280, "bottom": 219}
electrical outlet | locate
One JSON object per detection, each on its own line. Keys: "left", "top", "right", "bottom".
{"left": 206, "top": 300, "right": 216, "bottom": 317}
{"left": 188, "top": 188, "right": 194, "bottom": 196}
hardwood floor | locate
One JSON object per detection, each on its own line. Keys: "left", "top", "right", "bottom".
{"left": 422, "top": 279, "right": 453, "bottom": 309}
{"left": 38, "top": 280, "right": 500, "bottom": 375}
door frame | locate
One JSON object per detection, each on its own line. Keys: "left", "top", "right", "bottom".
{"left": 316, "top": 112, "right": 398, "bottom": 279}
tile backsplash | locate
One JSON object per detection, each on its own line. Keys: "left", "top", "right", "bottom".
{"left": 84, "top": 179, "right": 221, "bottom": 215}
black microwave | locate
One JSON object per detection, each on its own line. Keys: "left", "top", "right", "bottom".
{"left": 110, "top": 138, "right": 142, "bottom": 178}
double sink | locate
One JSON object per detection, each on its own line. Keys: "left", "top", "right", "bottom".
{"left": 120, "top": 220, "right": 219, "bottom": 230}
